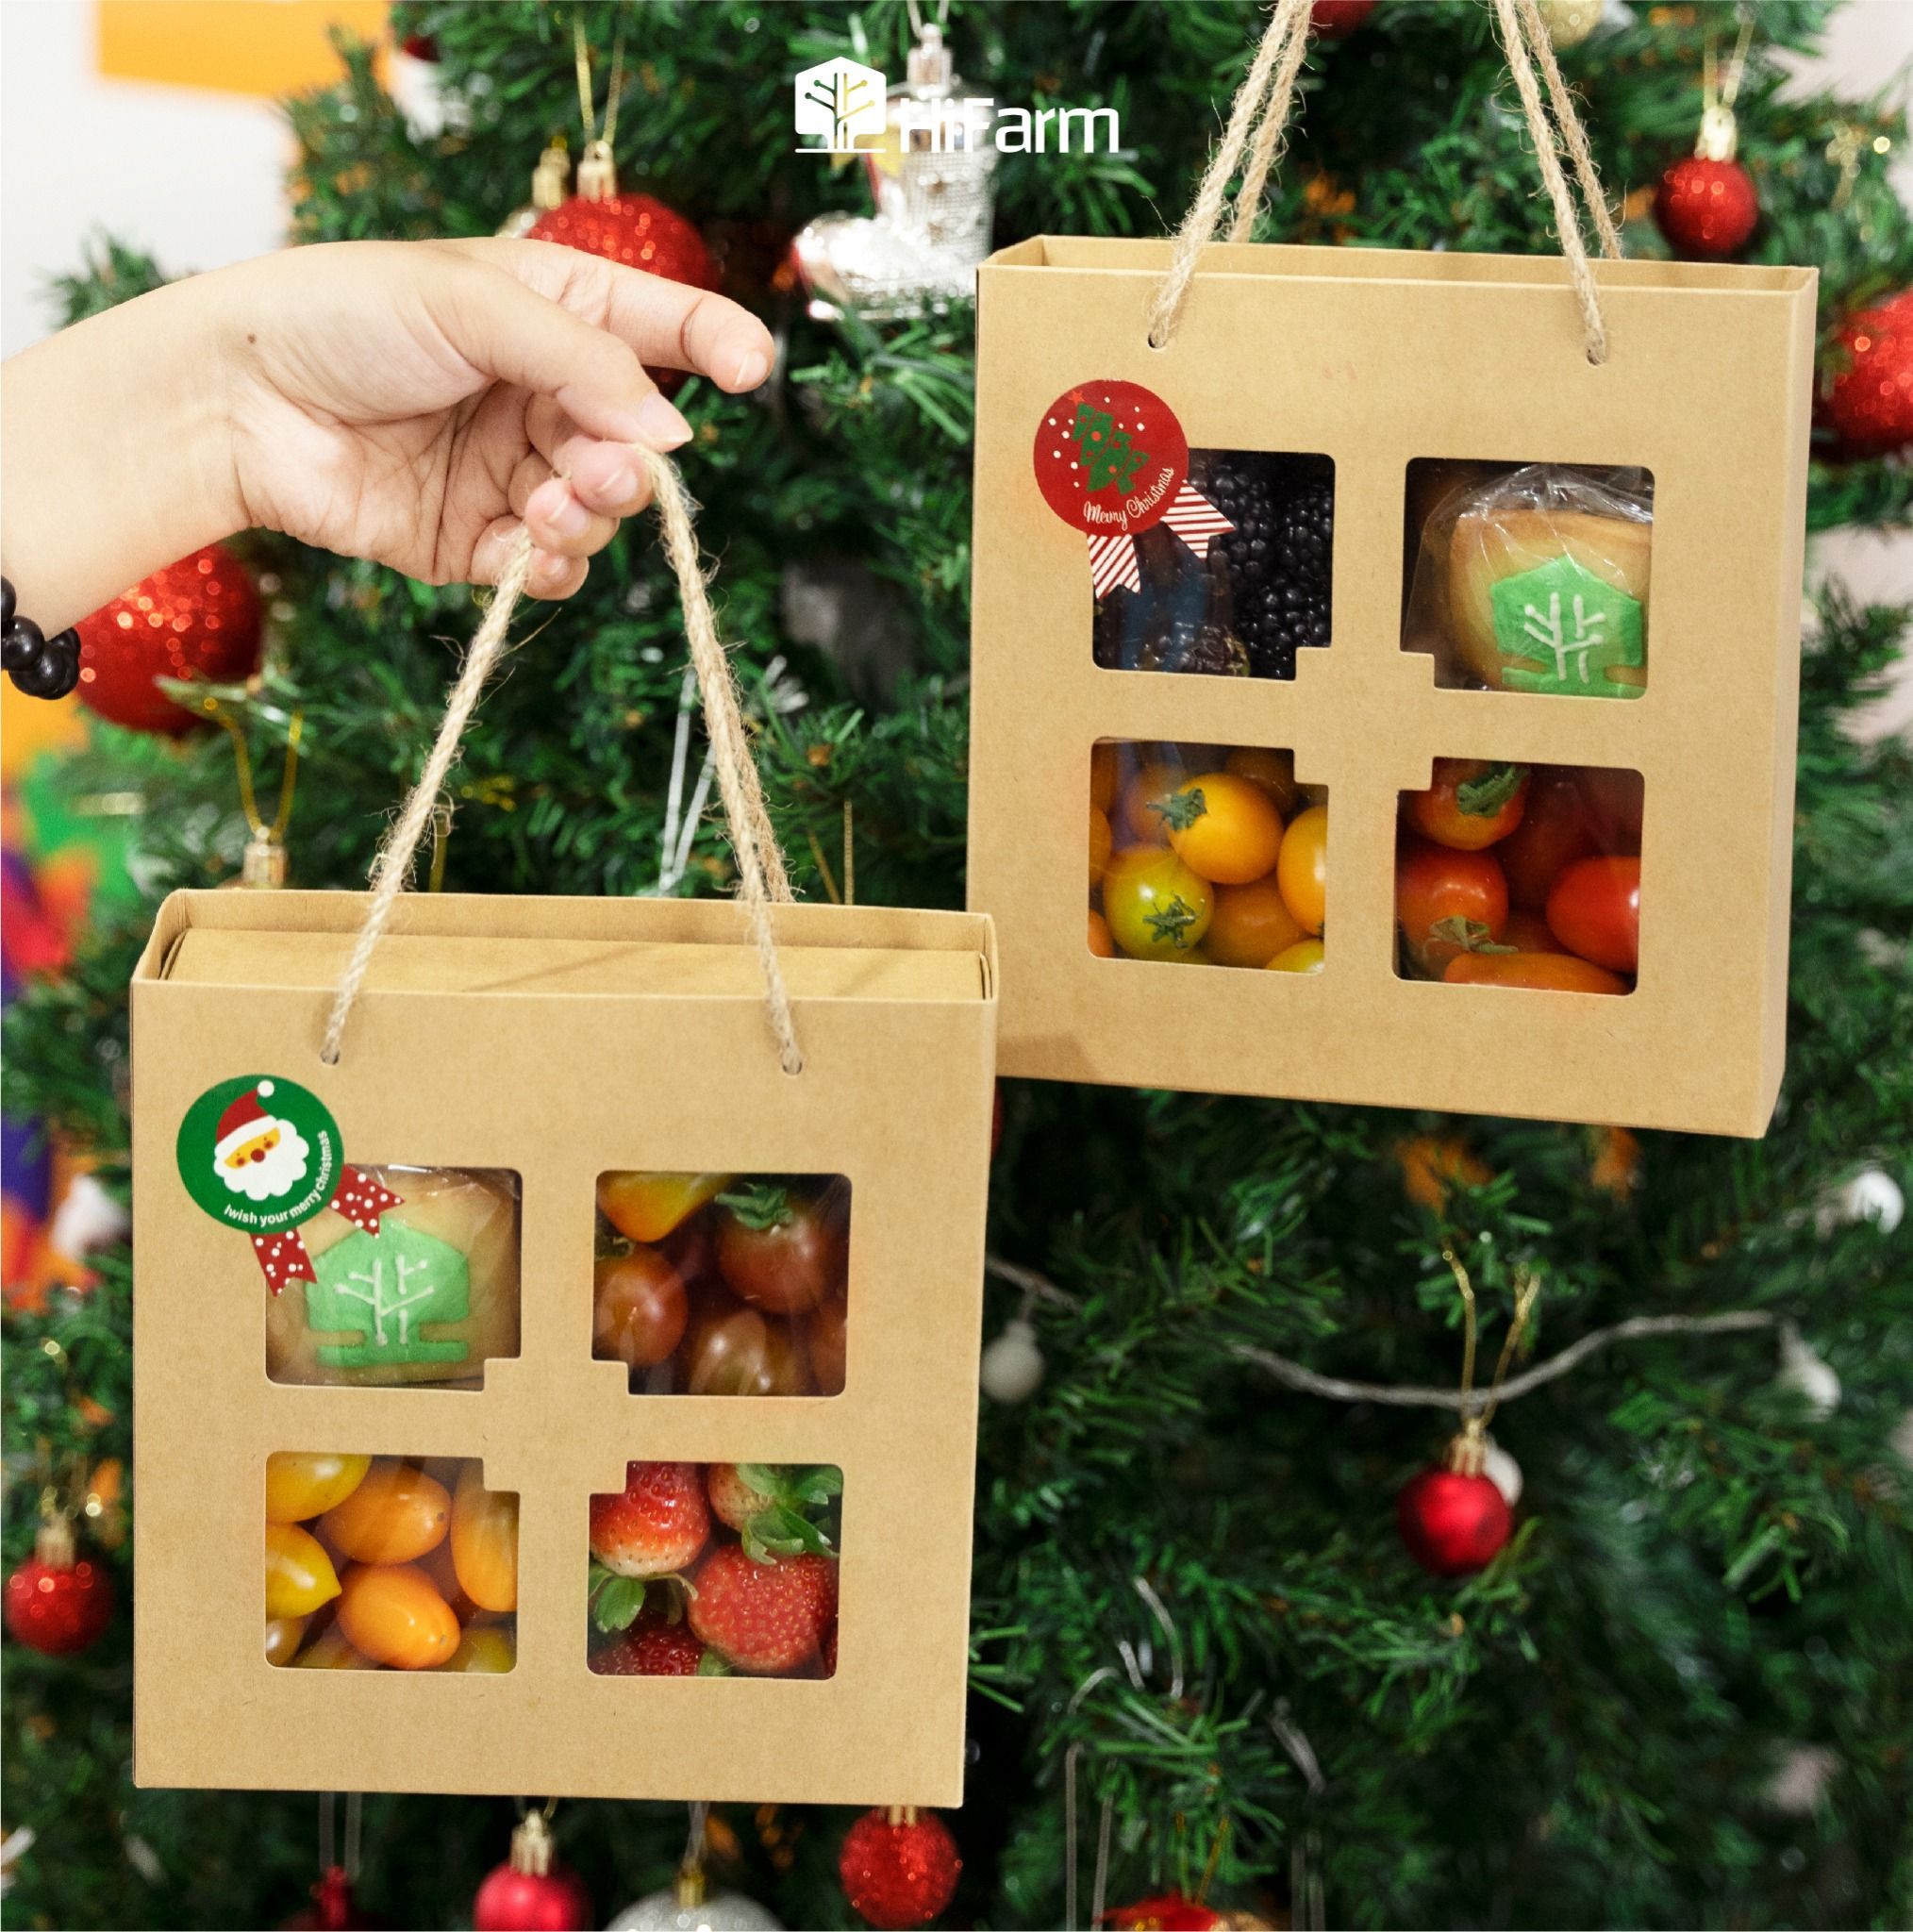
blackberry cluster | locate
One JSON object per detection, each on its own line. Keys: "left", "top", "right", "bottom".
{"left": 1203, "top": 451, "right": 1336, "bottom": 679}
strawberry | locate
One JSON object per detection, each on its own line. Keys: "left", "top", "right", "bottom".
{"left": 688, "top": 1545, "right": 838, "bottom": 1674}
{"left": 706, "top": 1461, "right": 841, "bottom": 1560}
{"left": 592, "top": 1612, "right": 711, "bottom": 1677}
{"left": 590, "top": 1460, "right": 710, "bottom": 1579}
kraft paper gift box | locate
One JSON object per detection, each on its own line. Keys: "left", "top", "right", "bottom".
{"left": 131, "top": 888, "right": 996, "bottom": 1803}
{"left": 967, "top": 236, "right": 1817, "bottom": 1135}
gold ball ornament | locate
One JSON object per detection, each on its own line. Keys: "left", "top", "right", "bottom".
{"left": 1536, "top": 0, "right": 1603, "bottom": 47}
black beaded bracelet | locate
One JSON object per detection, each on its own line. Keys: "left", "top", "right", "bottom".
{"left": 2, "top": 577, "right": 83, "bottom": 699}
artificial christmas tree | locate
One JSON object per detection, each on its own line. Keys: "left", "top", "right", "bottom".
{"left": 4, "top": 2, "right": 1910, "bottom": 1927}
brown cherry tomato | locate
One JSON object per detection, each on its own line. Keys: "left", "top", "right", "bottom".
{"left": 1406, "top": 759, "right": 1529, "bottom": 851}
{"left": 683, "top": 1306, "right": 810, "bottom": 1397}
{"left": 716, "top": 1188, "right": 847, "bottom": 1314}
{"left": 1493, "top": 766, "right": 1599, "bottom": 908}
{"left": 1396, "top": 839, "right": 1508, "bottom": 976}
{"left": 1443, "top": 951, "right": 1628, "bottom": 994}
{"left": 593, "top": 1247, "right": 689, "bottom": 1368}
{"left": 1547, "top": 856, "right": 1640, "bottom": 974}
{"left": 807, "top": 1296, "right": 849, "bottom": 1395}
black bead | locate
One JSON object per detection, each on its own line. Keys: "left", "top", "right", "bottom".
{"left": 1, "top": 577, "right": 14, "bottom": 629}
{"left": 6, "top": 612, "right": 43, "bottom": 656}
{"left": 3, "top": 625, "right": 80, "bottom": 700}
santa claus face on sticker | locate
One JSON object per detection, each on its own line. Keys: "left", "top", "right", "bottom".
{"left": 178, "top": 1074, "right": 341, "bottom": 1232}
{"left": 1032, "top": 380, "right": 1189, "bottom": 538}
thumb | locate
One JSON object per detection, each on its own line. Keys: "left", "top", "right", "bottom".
{"left": 426, "top": 255, "right": 690, "bottom": 450}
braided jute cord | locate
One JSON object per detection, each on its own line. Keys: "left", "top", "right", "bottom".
{"left": 320, "top": 448, "right": 803, "bottom": 1075}
{"left": 1148, "top": 0, "right": 1622, "bottom": 363}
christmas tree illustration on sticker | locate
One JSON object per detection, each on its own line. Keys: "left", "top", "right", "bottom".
{"left": 1489, "top": 556, "right": 1645, "bottom": 697}
{"left": 306, "top": 1220, "right": 470, "bottom": 1369}
{"left": 1073, "top": 399, "right": 1147, "bottom": 494}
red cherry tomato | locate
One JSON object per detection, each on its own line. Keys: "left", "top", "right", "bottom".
{"left": 1577, "top": 767, "right": 1645, "bottom": 855}
{"left": 1492, "top": 766, "right": 1599, "bottom": 909}
{"left": 716, "top": 1186, "right": 848, "bottom": 1314}
{"left": 1406, "top": 759, "right": 1529, "bottom": 851}
{"left": 1547, "top": 856, "right": 1640, "bottom": 974}
{"left": 593, "top": 1248, "right": 688, "bottom": 1368}
{"left": 1396, "top": 840, "right": 1508, "bottom": 976}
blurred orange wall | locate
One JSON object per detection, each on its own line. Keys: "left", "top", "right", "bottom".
{"left": 97, "top": 0, "right": 389, "bottom": 97}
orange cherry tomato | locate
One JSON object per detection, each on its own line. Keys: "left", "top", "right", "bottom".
{"left": 1494, "top": 766, "right": 1599, "bottom": 908}
{"left": 1266, "top": 939, "right": 1325, "bottom": 974}
{"left": 440, "top": 1625, "right": 515, "bottom": 1674}
{"left": 1102, "top": 846, "right": 1214, "bottom": 960}
{"left": 1090, "top": 741, "right": 1121, "bottom": 813}
{"left": 1206, "top": 880, "right": 1306, "bottom": 969}
{"left": 265, "top": 1615, "right": 308, "bottom": 1666}
{"left": 321, "top": 1460, "right": 451, "bottom": 1565}
{"left": 1502, "top": 908, "right": 1566, "bottom": 954}
{"left": 1120, "top": 761, "right": 1186, "bottom": 844}
{"left": 597, "top": 1172, "right": 733, "bottom": 1243}
{"left": 1088, "top": 908, "right": 1116, "bottom": 958}
{"left": 1547, "top": 856, "right": 1639, "bottom": 973}
{"left": 265, "top": 1451, "right": 369, "bottom": 1524}
{"left": 1407, "top": 759, "right": 1529, "bottom": 851}
{"left": 1443, "top": 951, "right": 1628, "bottom": 994}
{"left": 336, "top": 1564, "right": 462, "bottom": 1670}
{"left": 1396, "top": 838, "right": 1507, "bottom": 975}
{"left": 450, "top": 1466, "right": 518, "bottom": 1614}
{"left": 1276, "top": 805, "right": 1329, "bottom": 935}
{"left": 265, "top": 1524, "right": 341, "bottom": 1619}
{"left": 1160, "top": 772, "right": 1286, "bottom": 885}
{"left": 1089, "top": 807, "right": 1113, "bottom": 885}
{"left": 1224, "top": 745, "right": 1299, "bottom": 818}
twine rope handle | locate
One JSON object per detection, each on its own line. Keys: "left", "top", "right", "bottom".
{"left": 321, "top": 447, "right": 803, "bottom": 1075}
{"left": 1150, "top": 0, "right": 1622, "bottom": 363}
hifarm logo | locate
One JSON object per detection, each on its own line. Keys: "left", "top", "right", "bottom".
{"left": 793, "top": 57, "right": 1121, "bottom": 157}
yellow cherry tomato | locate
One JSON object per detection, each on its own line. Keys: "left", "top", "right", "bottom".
{"left": 264, "top": 1451, "right": 370, "bottom": 1524}
{"left": 1120, "top": 761, "right": 1186, "bottom": 845}
{"left": 321, "top": 1459, "right": 451, "bottom": 1565}
{"left": 1162, "top": 773, "right": 1286, "bottom": 885}
{"left": 265, "top": 1615, "right": 308, "bottom": 1666}
{"left": 336, "top": 1564, "right": 462, "bottom": 1670}
{"left": 1224, "top": 745, "right": 1300, "bottom": 817}
{"left": 450, "top": 1467, "right": 518, "bottom": 1614}
{"left": 439, "top": 1625, "right": 516, "bottom": 1674}
{"left": 1206, "top": 880, "right": 1307, "bottom": 969}
{"left": 291, "top": 1625, "right": 379, "bottom": 1670}
{"left": 1102, "top": 847, "right": 1214, "bottom": 961}
{"left": 265, "top": 1523, "right": 341, "bottom": 1619}
{"left": 1276, "top": 804, "right": 1328, "bottom": 935}
{"left": 1089, "top": 806, "right": 1113, "bottom": 885}
{"left": 596, "top": 1172, "right": 733, "bottom": 1243}
{"left": 1266, "top": 939, "right": 1325, "bottom": 974}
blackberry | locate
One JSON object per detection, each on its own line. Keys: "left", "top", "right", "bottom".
{"left": 1200, "top": 451, "right": 1335, "bottom": 680}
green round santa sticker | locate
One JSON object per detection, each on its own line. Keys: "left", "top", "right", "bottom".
{"left": 177, "top": 1074, "right": 343, "bottom": 1233}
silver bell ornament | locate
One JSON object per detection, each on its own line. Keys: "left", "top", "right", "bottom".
{"left": 980, "top": 1316, "right": 1046, "bottom": 1405}
{"left": 792, "top": 13, "right": 997, "bottom": 320}
{"left": 607, "top": 1866, "right": 783, "bottom": 1932}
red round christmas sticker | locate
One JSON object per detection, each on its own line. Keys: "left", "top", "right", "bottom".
{"left": 1033, "top": 380, "right": 1189, "bottom": 538}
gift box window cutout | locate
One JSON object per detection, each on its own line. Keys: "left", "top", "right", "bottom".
{"left": 265, "top": 1453, "right": 517, "bottom": 1673}
{"left": 587, "top": 1461, "right": 842, "bottom": 1678}
{"left": 1090, "top": 450, "right": 1336, "bottom": 680}
{"left": 265, "top": 1165, "right": 521, "bottom": 1391}
{"left": 1090, "top": 740, "right": 1325, "bottom": 971}
{"left": 1396, "top": 762, "right": 1643, "bottom": 995}
{"left": 594, "top": 1174, "right": 849, "bottom": 1396}
{"left": 1402, "top": 460, "right": 1655, "bottom": 699}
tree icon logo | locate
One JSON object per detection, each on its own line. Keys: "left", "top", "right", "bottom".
{"left": 793, "top": 58, "right": 888, "bottom": 153}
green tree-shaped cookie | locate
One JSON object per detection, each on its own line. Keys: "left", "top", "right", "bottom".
{"left": 1489, "top": 555, "right": 1645, "bottom": 698}
{"left": 306, "top": 1220, "right": 470, "bottom": 1368}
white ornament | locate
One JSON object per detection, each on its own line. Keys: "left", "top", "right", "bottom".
{"left": 608, "top": 1881, "right": 783, "bottom": 1931}
{"left": 1823, "top": 1167, "right": 1905, "bottom": 1236}
{"left": 48, "top": 1173, "right": 130, "bottom": 1260}
{"left": 1775, "top": 1324, "right": 1841, "bottom": 1419}
{"left": 980, "top": 1317, "right": 1045, "bottom": 1404}
{"left": 1889, "top": 1408, "right": 1913, "bottom": 1468}
{"left": 1763, "top": 1742, "right": 1838, "bottom": 1816}
{"left": 1481, "top": 1439, "right": 1523, "bottom": 1507}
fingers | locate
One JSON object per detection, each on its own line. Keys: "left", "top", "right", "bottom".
{"left": 470, "top": 512, "right": 590, "bottom": 602}
{"left": 509, "top": 450, "right": 619, "bottom": 560}
{"left": 524, "top": 394, "right": 654, "bottom": 520}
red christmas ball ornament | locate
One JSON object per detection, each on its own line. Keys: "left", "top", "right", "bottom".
{"left": 1310, "top": 0, "right": 1377, "bottom": 36}
{"left": 1103, "top": 1897, "right": 1274, "bottom": 1930}
{"left": 527, "top": 192, "right": 716, "bottom": 291}
{"left": 1653, "top": 156, "right": 1758, "bottom": 259}
{"left": 282, "top": 1866, "right": 382, "bottom": 1930}
{"left": 1826, "top": 290, "right": 1913, "bottom": 455}
{"left": 839, "top": 1807, "right": 961, "bottom": 1930}
{"left": 1397, "top": 1433, "right": 1513, "bottom": 1577}
{"left": 473, "top": 1814, "right": 592, "bottom": 1932}
{"left": 5, "top": 1517, "right": 112, "bottom": 1656}
{"left": 73, "top": 543, "right": 262, "bottom": 735}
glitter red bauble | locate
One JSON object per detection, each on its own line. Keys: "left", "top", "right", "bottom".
{"left": 73, "top": 543, "right": 262, "bottom": 735}
{"left": 472, "top": 1861, "right": 592, "bottom": 1932}
{"left": 1104, "top": 1895, "right": 1226, "bottom": 1929}
{"left": 1653, "top": 156, "right": 1759, "bottom": 259}
{"left": 1310, "top": 0, "right": 1377, "bottom": 35}
{"left": 839, "top": 1809, "right": 961, "bottom": 1930}
{"left": 1826, "top": 290, "right": 1913, "bottom": 455}
{"left": 5, "top": 1533, "right": 113, "bottom": 1656}
{"left": 1397, "top": 1468, "right": 1512, "bottom": 1577}
{"left": 526, "top": 192, "right": 716, "bottom": 291}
